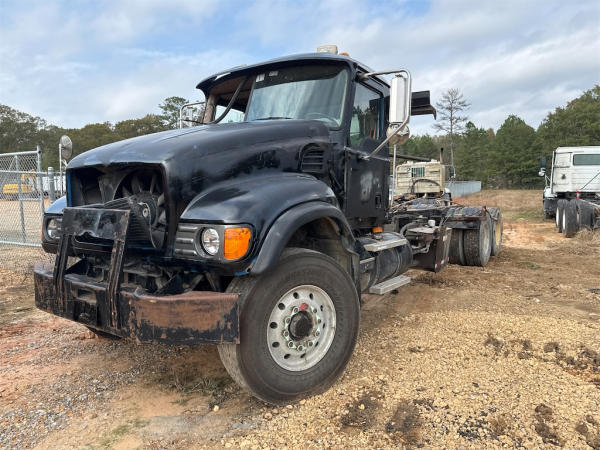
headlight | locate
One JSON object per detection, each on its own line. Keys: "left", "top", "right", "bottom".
{"left": 201, "top": 228, "right": 220, "bottom": 255}
{"left": 46, "top": 218, "right": 60, "bottom": 240}
{"left": 174, "top": 223, "right": 252, "bottom": 261}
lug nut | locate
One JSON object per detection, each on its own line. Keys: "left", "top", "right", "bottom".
{"left": 292, "top": 307, "right": 299, "bottom": 314}
{"left": 283, "top": 330, "right": 289, "bottom": 338}
{"left": 311, "top": 306, "right": 317, "bottom": 313}
{"left": 315, "top": 329, "right": 320, "bottom": 337}
{"left": 308, "top": 341, "right": 314, "bottom": 347}
{"left": 297, "top": 345, "right": 304, "bottom": 351}
{"left": 288, "top": 341, "right": 295, "bottom": 348}
{"left": 285, "top": 317, "right": 291, "bottom": 324}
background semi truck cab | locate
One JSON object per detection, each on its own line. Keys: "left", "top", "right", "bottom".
{"left": 540, "top": 146, "right": 600, "bottom": 236}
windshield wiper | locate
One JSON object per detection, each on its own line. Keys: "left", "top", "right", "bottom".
{"left": 255, "top": 116, "right": 293, "bottom": 120}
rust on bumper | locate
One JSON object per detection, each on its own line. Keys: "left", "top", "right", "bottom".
{"left": 34, "top": 262, "right": 239, "bottom": 344}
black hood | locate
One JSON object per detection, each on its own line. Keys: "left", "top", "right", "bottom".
{"left": 67, "top": 119, "right": 333, "bottom": 226}
{"left": 68, "top": 120, "right": 330, "bottom": 170}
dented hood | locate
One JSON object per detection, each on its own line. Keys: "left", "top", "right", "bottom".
{"left": 67, "top": 120, "right": 330, "bottom": 169}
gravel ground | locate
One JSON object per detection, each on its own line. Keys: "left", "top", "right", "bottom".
{"left": 0, "top": 190, "right": 599, "bottom": 449}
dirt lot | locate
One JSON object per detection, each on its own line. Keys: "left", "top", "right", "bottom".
{"left": 1, "top": 190, "right": 599, "bottom": 449}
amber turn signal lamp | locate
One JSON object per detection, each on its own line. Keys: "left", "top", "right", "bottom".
{"left": 372, "top": 226, "right": 383, "bottom": 233}
{"left": 224, "top": 227, "right": 252, "bottom": 260}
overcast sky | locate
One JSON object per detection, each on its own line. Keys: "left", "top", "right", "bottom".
{"left": 1, "top": 0, "right": 598, "bottom": 135}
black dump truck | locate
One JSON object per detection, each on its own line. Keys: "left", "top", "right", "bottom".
{"left": 35, "top": 48, "right": 502, "bottom": 404}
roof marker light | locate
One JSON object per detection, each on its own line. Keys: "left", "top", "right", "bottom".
{"left": 316, "top": 45, "right": 338, "bottom": 54}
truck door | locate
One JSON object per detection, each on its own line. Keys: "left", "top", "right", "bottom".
{"left": 552, "top": 151, "right": 572, "bottom": 193}
{"left": 343, "top": 83, "right": 389, "bottom": 227}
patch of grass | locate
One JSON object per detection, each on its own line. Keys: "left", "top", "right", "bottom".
{"left": 521, "top": 261, "right": 541, "bottom": 270}
{"left": 503, "top": 210, "right": 544, "bottom": 221}
{"left": 98, "top": 418, "right": 148, "bottom": 448}
{"left": 153, "top": 363, "right": 232, "bottom": 396}
{"left": 576, "top": 229, "right": 600, "bottom": 243}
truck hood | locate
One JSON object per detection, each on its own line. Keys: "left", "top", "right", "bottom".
{"left": 67, "top": 120, "right": 330, "bottom": 169}
{"left": 66, "top": 119, "right": 333, "bottom": 230}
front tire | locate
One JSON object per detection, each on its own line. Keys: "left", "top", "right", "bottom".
{"left": 218, "top": 248, "right": 360, "bottom": 404}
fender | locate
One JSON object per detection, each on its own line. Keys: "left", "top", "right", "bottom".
{"left": 180, "top": 172, "right": 338, "bottom": 245}
{"left": 248, "top": 201, "right": 359, "bottom": 287}
{"left": 45, "top": 195, "right": 67, "bottom": 214}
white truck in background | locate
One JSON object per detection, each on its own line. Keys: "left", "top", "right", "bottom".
{"left": 540, "top": 146, "right": 600, "bottom": 237}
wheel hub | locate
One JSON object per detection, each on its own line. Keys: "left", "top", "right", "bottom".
{"left": 288, "top": 309, "right": 313, "bottom": 340}
{"left": 267, "top": 285, "right": 336, "bottom": 371}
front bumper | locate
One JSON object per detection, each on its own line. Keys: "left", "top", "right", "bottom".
{"left": 34, "top": 207, "right": 239, "bottom": 344}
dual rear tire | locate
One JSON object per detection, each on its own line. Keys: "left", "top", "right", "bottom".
{"left": 463, "top": 215, "right": 493, "bottom": 266}
{"left": 556, "top": 199, "right": 582, "bottom": 238}
{"left": 449, "top": 211, "right": 501, "bottom": 267}
{"left": 556, "top": 199, "right": 565, "bottom": 233}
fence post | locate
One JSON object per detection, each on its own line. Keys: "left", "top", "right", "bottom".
{"left": 15, "top": 155, "right": 26, "bottom": 243}
{"left": 48, "top": 167, "right": 56, "bottom": 202}
{"left": 37, "top": 145, "right": 45, "bottom": 216}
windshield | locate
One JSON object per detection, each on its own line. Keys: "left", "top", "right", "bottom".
{"left": 573, "top": 153, "right": 600, "bottom": 165}
{"left": 246, "top": 65, "right": 348, "bottom": 127}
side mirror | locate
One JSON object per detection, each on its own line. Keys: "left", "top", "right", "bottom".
{"left": 387, "top": 73, "right": 412, "bottom": 145}
{"left": 179, "top": 101, "right": 206, "bottom": 128}
{"left": 389, "top": 73, "right": 411, "bottom": 125}
{"left": 539, "top": 156, "right": 547, "bottom": 177}
{"left": 59, "top": 135, "right": 73, "bottom": 161}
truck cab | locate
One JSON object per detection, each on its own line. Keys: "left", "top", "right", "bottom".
{"left": 540, "top": 146, "right": 600, "bottom": 236}
{"left": 34, "top": 48, "right": 499, "bottom": 404}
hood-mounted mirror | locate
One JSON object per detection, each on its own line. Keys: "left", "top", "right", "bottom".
{"left": 59, "top": 135, "right": 72, "bottom": 161}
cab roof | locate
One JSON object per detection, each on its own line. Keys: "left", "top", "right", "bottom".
{"left": 196, "top": 52, "right": 383, "bottom": 96}
{"left": 555, "top": 146, "right": 600, "bottom": 154}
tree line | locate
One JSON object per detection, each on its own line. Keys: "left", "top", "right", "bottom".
{"left": 404, "top": 85, "right": 599, "bottom": 188}
{"left": 0, "top": 96, "right": 189, "bottom": 170}
{"left": 1, "top": 86, "right": 598, "bottom": 189}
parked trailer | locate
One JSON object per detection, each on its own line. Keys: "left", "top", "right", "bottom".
{"left": 540, "top": 146, "right": 600, "bottom": 237}
{"left": 34, "top": 47, "right": 503, "bottom": 404}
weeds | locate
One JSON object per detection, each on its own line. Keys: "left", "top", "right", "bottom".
{"left": 98, "top": 418, "right": 148, "bottom": 448}
{"left": 155, "top": 364, "right": 231, "bottom": 395}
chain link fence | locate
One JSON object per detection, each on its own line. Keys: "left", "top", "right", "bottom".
{"left": 0, "top": 147, "right": 61, "bottom": 272}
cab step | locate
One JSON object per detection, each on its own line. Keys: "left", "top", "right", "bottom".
{"left": 360, "top": 232, "right": 407, "bottom": 252}
{"left": 369, "top": 274, "right": 411, "bottom": 295}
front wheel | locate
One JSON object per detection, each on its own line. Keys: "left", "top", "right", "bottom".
{"left": 218, "top": 248, "right": 360, "bottom": 404}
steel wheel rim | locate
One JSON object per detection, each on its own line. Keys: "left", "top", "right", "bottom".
{"left": 267, "top": 284, "right": 336, "bottom": 371}
{"left": 495, "top": 219, "right": 502, "bottom": 245}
